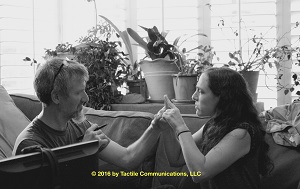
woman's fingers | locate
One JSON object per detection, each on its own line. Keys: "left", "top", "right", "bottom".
{"left": 164, "top": 95, "right": 176, "bottom": 109}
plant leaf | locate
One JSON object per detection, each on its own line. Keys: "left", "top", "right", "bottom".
{"left": 99, "top": 15, "right": 133, "bottom": 65}
{"left": 284, "top": 89, "right": 289, "bottom": 95}
{"left": 127, "top": 28, "right": 149, "bottom": 52}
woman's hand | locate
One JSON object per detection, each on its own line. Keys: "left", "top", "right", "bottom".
{"left": 161, "top": 95, "right": 189, "bottom": 134}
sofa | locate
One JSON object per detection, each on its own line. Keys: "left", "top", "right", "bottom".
{"left": 0, "top": 84, "right": 299, "bottom": 189}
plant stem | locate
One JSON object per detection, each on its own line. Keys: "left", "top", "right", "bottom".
{"left": 93, "top": 0, "right": 97, "bottom": 28}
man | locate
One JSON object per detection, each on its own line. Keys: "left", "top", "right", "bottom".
{"left": 12, "top": 58, "right": 163, "bottom": 170}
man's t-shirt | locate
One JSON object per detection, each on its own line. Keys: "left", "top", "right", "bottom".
{"left": 12, "top": 117, "right": 106, "bottom": 155}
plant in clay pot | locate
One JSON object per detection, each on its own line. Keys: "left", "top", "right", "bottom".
{"left": 210, "top": 2, "right": 300, "bottom": 101}
{"left": 127, "top": 25, "right": 208, "bottom": 102}
{"left": 172, "top": 43, "right": 216, "bottom": 103}
{"left": 223, "top": 25, "right": 300, "bottom": 100}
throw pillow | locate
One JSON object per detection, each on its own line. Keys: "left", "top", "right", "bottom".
{"left": 0, "top": 85, "right": 30, "bottom": 159}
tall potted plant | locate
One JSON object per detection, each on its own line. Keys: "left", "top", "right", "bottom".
{"left": 127, "top": 26, "right": 180, "bottom": 102}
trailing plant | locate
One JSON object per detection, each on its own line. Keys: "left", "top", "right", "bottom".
{"left": 208, "top": 3, "right": 300, "bottom": 97}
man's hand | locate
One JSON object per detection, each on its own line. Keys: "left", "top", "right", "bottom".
{"left": 83, "top": 124, "right": 108, "bottom": 147}
{"left": 151, "top": 95, "right": 172, "bottom": 130}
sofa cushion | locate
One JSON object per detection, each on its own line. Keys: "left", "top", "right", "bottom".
{"left": 0, "top": 85, "right": 30, "bottom": 159}
{"left": 84, "top": 108, "right": 155, "bottom": 189}
{"left": 152, "top": 115, "right": 209, "bottom": 188}
{"left": 261, "top": 133, "right": 300, "bottom": 189}
{"left": 10, "top": 93, "right": 42, "bottom": 121}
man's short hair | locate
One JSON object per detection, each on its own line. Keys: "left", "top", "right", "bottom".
{"left": 34, "top": 58, "right": 89, "bottom": 105}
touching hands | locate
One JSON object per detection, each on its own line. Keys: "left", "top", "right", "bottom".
{"left": 160, "top": 95, "right": 188, "bottom": 134}
{"left": 151, "top": 95, "right": 188, "bottom": 133}
{"left": 83, "top": 123, "right": 109, "bottom": 147}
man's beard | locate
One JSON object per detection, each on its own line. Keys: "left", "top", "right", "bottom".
{"left": 72, "top": 109, "right": 86, "bottom": 124}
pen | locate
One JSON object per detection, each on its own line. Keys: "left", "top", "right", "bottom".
{"left": 76, "top": 123, "right": 108, "bottom": 141}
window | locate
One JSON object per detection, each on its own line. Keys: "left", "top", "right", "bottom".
{"left": 1, "top": 0, "right": 299, "bottom": 109}
{"left": 291, "top": 0, "right": 300, "bottom": 101}
{"left": 134, "top": 0, "right": 209, "bottom": 61}
{"left": 210, "top": 0, "right": 279, "bottom": 110}
{"left": 0, "top": 0, "right": 59, "bottom": 94}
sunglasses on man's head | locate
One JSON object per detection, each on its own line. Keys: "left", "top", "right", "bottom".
{"left": 51, "top": 59, "right": 71, "bottom": 92}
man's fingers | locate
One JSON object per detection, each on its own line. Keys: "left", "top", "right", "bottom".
{"left": 164, "top": 95, "right": 176, "bottom": 109}
{"left": 87, "top": 123, "right": 98, "bottom": 131}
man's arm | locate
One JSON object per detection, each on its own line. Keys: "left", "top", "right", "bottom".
{"left": 98, "top": 123, "right": 161, "bottom": 170}
{"left": 13, "top": 139, "right": 43, "bottom": 156}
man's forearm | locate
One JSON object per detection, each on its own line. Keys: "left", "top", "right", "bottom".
{"left": 125, "top": 124, "right": 161, "bottom": 169}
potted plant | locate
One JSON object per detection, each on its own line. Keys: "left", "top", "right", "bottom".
{"left": 224, "top": 32, "right": 300, "bottom": 102}
{"left": 127, "top": 26, "right": 209, "bottom": 102}
{"left": 73, "top": 21, "right": 129, "bottom": 110}
{"left": 126, "top": 26, "right": 180, "bottom": 102}
{"left": 172, "top": 44, "right": 216, "bottom": 103}
{"left": 214, "top": 10, "right": 300, "bottom": 102}
{"left": 124, "top": 61, "right": 148, "bottom": 98}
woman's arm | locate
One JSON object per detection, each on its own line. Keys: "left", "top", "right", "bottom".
{"left": 177, "top": 128, "right": 250, "bottom": 183}
{"left": 161, "top": 95, "right": 251, "bottom": 183}
{"left": 163, "top": 122, "right": 204, "bottom": 167}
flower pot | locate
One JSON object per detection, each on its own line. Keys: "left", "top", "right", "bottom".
{"left": 139, "top": 59, "right": 180, "bottom": 102}
{"left": 240, "top": 71, "right": 259, "bottom": 102}
{"left": 172, "top": 74, "right": 197, "bottom": 103}
{"left": 126, "top": 79, "right": 148, "bottom": 99}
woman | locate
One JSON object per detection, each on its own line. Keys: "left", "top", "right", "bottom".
{"left": 159, "top": 67, "right": 273, "bottom": 189}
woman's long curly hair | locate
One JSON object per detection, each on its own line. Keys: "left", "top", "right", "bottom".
{"left": 203, "top": 67, "right": 273, "bottom": 176}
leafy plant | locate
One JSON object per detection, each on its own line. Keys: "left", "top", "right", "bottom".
{"left": 127, "top": 25, "right": 213, "bottom": 75}
{"left": 23, "top": 57, "right": 38, "bottom": 66}
{"left": 74, "top": 23, "right": 129, "bottom": 110}
{"left": 214, "top": 12, "right": 300, "bottom": 74}
{"left": 127, "top": 25, "right": 176, "bottom": 60}
{"left": 277, "top": 45, "right": 300, "bottom": 95}
{"left": 210, "top": 2, "right": 300, "bottom": 96}
{"left": 173, "top": 43, "right": 216, "bottom": 75}
{"left": 44, "top": 42, "right": 76, "bottom": 59}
